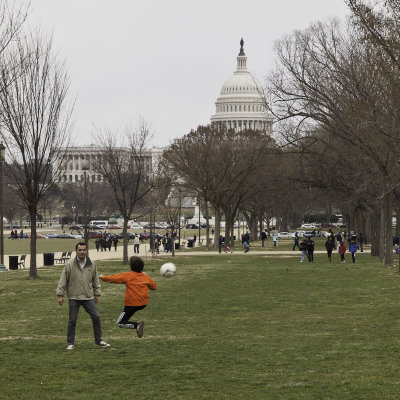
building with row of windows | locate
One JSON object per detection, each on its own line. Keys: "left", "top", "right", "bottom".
{"left": 55, "top": 145, "right": 163, "bottom": 184}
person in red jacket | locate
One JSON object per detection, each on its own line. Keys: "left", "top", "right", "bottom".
{"left": 100, "top": 256, "right": 156, "bottom": 338}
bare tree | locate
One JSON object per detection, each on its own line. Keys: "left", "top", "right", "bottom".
{"left": 91, "top": 119, "right": 153, "bottom": 264}
{"left": 164, "top": 124, "right": 277, "bottom": 247}
{"left": 0, "top": 32, "right": 72, "bottom": 278}
{"left": 266, "top": 17, "right": 400, "bottom": 265}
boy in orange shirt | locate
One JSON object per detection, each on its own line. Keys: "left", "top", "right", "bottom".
{"left": 100, "top": 256, "right": 156, "bottom": 338}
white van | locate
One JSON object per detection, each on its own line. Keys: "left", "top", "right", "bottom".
{"left": 89, "top": 220, "right": 109, "bottom": 229}
{"left": 129, "top": 220, "right": 143, "bottom": 229}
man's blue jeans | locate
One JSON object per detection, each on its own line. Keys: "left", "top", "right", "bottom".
{"left": 67, "top": 299, "right": 102, "bottom": 345}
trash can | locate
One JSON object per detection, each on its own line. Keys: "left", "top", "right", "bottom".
{"left": 187, "top": 239, "right": 194, "bottom": 248}
{"left": 9, "top": 256, "right": 18, "bottom": 270}
{"left": 175, "top": 243, "right": 180, "bottom": 250}
{"left": 43, "top": 253, "right": 55, "bottom": 266}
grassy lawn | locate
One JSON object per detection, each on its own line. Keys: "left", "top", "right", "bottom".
{"left": 0, "top": 253, "right": 399, "bottom": 399}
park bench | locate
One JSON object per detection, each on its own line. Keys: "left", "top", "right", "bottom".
{"left": 65, "top": 251, "right": 72, "bottom": 261}
{"left": 18, "top": 254, "right": 26, "bottom": 269}
{"left": 55, "top": 252, "right": 67, "bottom": 264}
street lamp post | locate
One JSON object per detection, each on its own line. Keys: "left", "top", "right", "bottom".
{"left": 82, "top": 165, "right": 89, "bottom": 249}
{"left": 0, "top": 143, "right": 6, "bottom": 271}
{"left": 72, "top": 205, "right": 76, "bottom": 225}
{"left": 198, "top": 198, "right": 201, "bottom": 245}
{"left": 178, "top": 191, "right": 181, "bottom": 247}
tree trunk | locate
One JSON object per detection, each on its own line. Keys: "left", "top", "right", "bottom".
{"left": 205, "top": 200, "right": 210, "bottom": 250}
{"left": 171, "top": 228, "right": 175, "bottom": 256}
{"left": 378, "top": 199, "right": 385, "bottom": 262}
{"left": 29, "top": 210, "right": 38, "bottom": 278}
{"left": 213, "top": 207, "right": 221, "bottom": 248}
{"left": 384, "top": 191, "right": 393, "bottom": 267}
{"left": 370, "top": 208, "right": 379, "bottom": 256}
{"left": 225, "top": 210, "right": 234, "bottom": 247}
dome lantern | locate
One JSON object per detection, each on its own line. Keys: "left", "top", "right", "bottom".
{"left": 237, "top": 37, "right": 247, "bottom": 71}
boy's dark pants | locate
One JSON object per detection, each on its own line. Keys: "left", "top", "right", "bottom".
{"left": 117, "top": 305, "right": 146, "bottom": 328}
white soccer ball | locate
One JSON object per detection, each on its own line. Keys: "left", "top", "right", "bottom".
{"left": 160, "top": 262, "right": 176, "bottom": 278}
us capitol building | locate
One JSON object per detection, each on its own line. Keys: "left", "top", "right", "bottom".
{"left": 57, "top": 39, "right": 271, "bottom": 184}
{"left": 211, "top": 38, "right": 272, "bottom": 134}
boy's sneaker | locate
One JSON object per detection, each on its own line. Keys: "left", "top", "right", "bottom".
{"left": 96, "top": 340, "right": 110, "bottom": 348}
{"left": 66, "top": 344, "right": 74, "bottom": 350}
{"left": 137, "top": 321, "right": 145, "bottom": 338}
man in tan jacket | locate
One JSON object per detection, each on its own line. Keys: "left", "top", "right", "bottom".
{"left": 56, "top": 242, "right": 110, "bottom": 350}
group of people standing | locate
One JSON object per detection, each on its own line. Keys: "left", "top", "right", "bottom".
{"left": 325, "top": 230, "right": 360, "bottom": 264}
{"left": 291, "top": 229, "right": 361, "bottom": 264}
{"left": 95, "top": 233, "right": 118, "bottom": 252}
{"left": 10, "top": 229, "right": 24, "bottom": 239}
{"left": 298, "top": 235, "right": 315, "bottom": 262}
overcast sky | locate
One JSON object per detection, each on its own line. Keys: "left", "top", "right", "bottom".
{"left": 28, "top": 0, "right": 350, "bottom": 148}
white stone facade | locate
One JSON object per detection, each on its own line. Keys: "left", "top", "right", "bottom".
{"left": 210, "top": 40, "right": 273, "bottom": 134}
{"left": 56, "top": 145, "right": 163, "bottom": 184}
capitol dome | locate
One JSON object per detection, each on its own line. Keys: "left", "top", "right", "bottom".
{"left": 210, "top": 39, "right": 272, "bottom": 133}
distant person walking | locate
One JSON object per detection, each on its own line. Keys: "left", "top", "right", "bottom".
{"left": 134, "top": 235, "right": 140, "bottom": 254}
{"left": 339, "top": 240, "right": 347, "bottom": 263}
{"left": 325, "top": 236, "right": 335, "bottom": 263}
{"left": 272, "top": 232, "right": 278, "bottom": 247}
{"left": 293, "top": 232, "right": 300, "bottom": 251}
{"left": 218, "top": 235, "right": 223, "bottom": 253}
{"left": 307, "top": 237, "right": 314, "bottom": 262}
{"left": 349, "top": 236, "right": 358, "bottom": 263}
{"left": 359, "top": 233, "right": 364, "bottom": 253}
{"left": 261, "top": 231, "right": 267, "bottom": 247}
{"left": 300, "top": 237, "right": 308, "bottom": 263}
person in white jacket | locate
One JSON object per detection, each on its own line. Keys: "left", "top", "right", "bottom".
{"left": 134, "top": 234, "right": 140, "bottom": 254}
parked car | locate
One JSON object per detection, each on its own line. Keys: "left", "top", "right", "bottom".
{"left": 69, "top": 225, "right": 83, "bottom": 230}
{"left": 88, "top": 231, "right": 104, "bottom": 239}
{"left": 278, "top": 231, "right": 292, "bottom": 239}
{"left": 45, "top": 233, "right": 58, "bottom": 239}
{"left": 303, "top": 231, "right": 316, "bottom": 238}
{"left": 304, "top": 230, "right": 329, "bottom": 238}
{"left": 117, "top": 232, "right": 136, "bottom": 240}
{"left": 300, "top": 223, "right": 317, "bottom": 229}
{"left": 36, "top": 234, "right": 48, "bottom": 239}
{"left": 55, "top": 233, "right": 75, "bottom": 239}
{"left": 185, "top": 223, "right": 198, "bottom": 229}
{"left": 108, "top": 225, "right": 122, "bottom": 230}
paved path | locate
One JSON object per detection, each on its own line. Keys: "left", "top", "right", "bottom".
{"left": 3, "top": 243, "right": 371, "bottom": 271}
